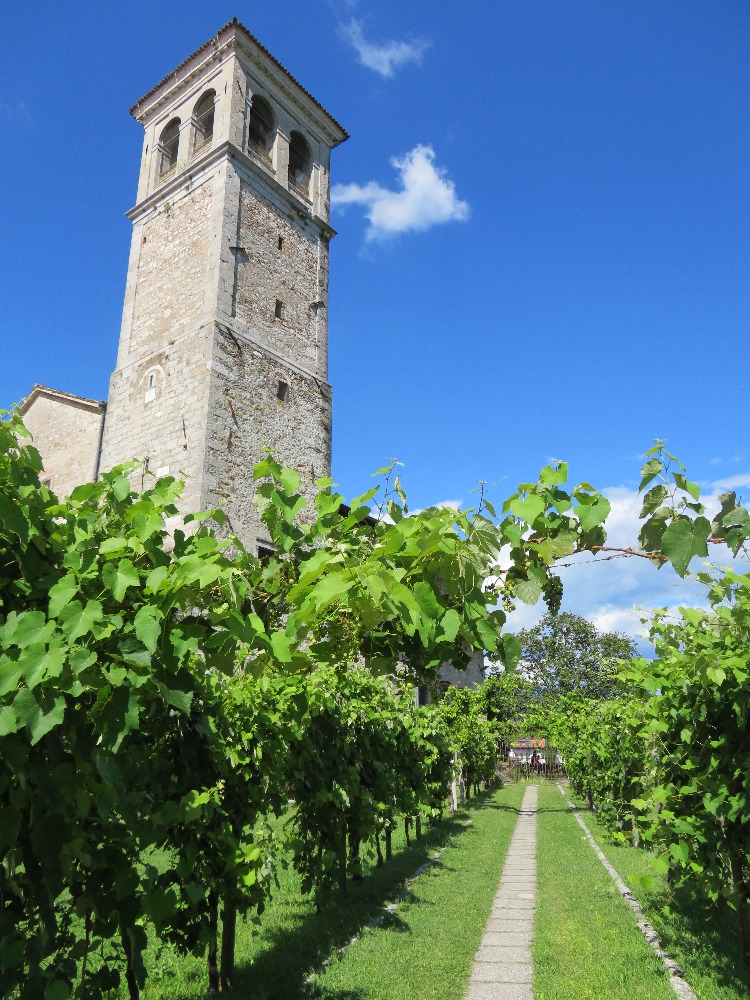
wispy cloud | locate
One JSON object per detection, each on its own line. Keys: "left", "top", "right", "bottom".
{"left": 331, "top": 145, "right": 469, "bottom": 240}
{"left": 0, "top": 101, "right": 32, "bottom": 127}
{"left": 340, "top": 18, "right": 430, "bottom": 77}
{"left": 711, "top": 474, "right": 750, "bottom": 490}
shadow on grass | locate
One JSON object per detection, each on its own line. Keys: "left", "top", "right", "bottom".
{"left": 570, "top": 793, "right": 750, "bottom": 997}
{"left": 222, "top": 806, "right": 482, "bottom": 1000}
{"left": 474, "top": 801, "right": 521, "bottom": 814}
{"left": 649, "top": 882, "right": 750, "bottom": 996}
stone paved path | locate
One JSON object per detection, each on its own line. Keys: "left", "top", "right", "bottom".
{"left": 465, "top": 784, "right": 538, "bottom": 1000}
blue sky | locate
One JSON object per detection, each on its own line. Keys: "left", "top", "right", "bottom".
{"left": 1, "top": 1, "right": 748, "bottom": 641}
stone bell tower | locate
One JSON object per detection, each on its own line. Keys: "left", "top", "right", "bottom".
{"left": 99, "top": 19, "right": 348, "bottom": 548}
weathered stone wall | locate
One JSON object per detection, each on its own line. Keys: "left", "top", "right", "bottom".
{"left": 233, "top": 183, "right": 322, "bottom": 373}
{"left": 202, "top": 323, "right": 332, "bottom": 547}
{"left": 99, "top": 325, "right": 214, "bottom": 513}
{"left": 128, "top": 180, "right": 214, "bottom": 357}
{"left": 22, "top": 390, "right": 104, "bottom": 498}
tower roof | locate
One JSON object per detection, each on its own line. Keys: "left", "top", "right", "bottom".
{"left": 129, "top": 18, "right": 349, "bottom": 146}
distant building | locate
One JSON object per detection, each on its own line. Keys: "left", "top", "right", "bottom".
{"left": 510, "top": 737, "right": 546, "bottom": 763}
{"left": 20, "top": 385, "right": 106, "bottom": 499}
{"left": 415, "top": 652, "right": 486, "bottom": 705}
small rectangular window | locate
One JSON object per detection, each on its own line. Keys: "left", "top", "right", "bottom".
{"left": 277, "top": 380, "right": 289, "bottom": 402}
{"left": 274, "top": 299, "right": 284, "bottom": 320}
{"left": 277, "top": 235, "right": 284, "bottom": 251}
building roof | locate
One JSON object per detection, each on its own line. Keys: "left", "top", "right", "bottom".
{"left": 130, "top": 17, "right": 349, "bottom": 143}
{"left": 21, "top": 384, "right": 106, "bottom": 415}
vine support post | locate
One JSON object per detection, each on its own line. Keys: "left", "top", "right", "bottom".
{"left": 375, "top": 829, "right": 383, "bottom": 867}
{"left": 119, "top": 925, "right": 140, "bottom": 1000}
{"left": 219, "top": 892, "right": 237, "bottom": 991}
{"left": 338, "top": 819, "right": 347, "bottom": 896}
{"left": 631, "top": 810, "right": 641, "bottom": 849}
{"left": 729, "top": 848, "right": 750, "bottom": 964}
{"left": 206, "top": 891, "right": 219, "bottom": 993}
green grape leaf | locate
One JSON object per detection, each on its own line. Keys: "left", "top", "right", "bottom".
{"left": 509, "top": 494, "right": 545, "bottom": 524}
{"left": 48, "top": 574, "right": 79, "bottom": 617}
{"left": 639, "top": 457, "right": 662, "bottom": 491}
{"left": 102, "top": 559, "right": 141, "bottom": 602}
{"left": 437, "top": 608, "right": 461, "bottom": 643}
{"left": 661, "top": 517, "right": 710, "bottom": 577}
{"left": 640, "top": 485, "right": 667, "bottom": 518}
{"left": 60, "top": 600, "right": 103, "bottom": 642}
{"left": 0, "top": 704, "right": 18, "bottom": 736}
{"left": 576, "top": 497, "right": 610, "bottom": 532}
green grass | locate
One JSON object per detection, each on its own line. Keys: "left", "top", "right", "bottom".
{"left": 533, "top": 782, "right": 675, "bottom": 1000}
{"left": 566, "top": 787, "right": 750, "bottom": 1000}
{"left": 309, "top": 783, "right": 526, "bottom": 1000}
{"left": 120, "top": 785, "right": 523, "bottom": 999}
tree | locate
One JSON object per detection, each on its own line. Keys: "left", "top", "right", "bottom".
{"left": 516, "top": 612, "right": 636, "bottom": 703}
{"left": 476, "top": 671, "right": 534, "bottom": 753}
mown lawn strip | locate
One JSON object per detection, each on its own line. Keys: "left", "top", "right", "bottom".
{"left": 533, "top": 782, "right": 674, "bottom": 1000}
{"left": 309, "top": 783, "right": 526, "bottom": 1000}
{"left": 566, "top": 789, "right": 750, "bottom": 1000}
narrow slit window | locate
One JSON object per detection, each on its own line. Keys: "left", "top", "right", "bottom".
{"left": 277, "top": 381, "right": 289, "bottom": 402}
{"left": 277, "top": 235, "right": 284, "bottom": 251}
{"left": 274, "top": 299, "right": 284, "bottom": 320}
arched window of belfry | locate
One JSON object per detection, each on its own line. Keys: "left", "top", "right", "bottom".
{"left": 247, "top": 95, "right": 275, "bottom": 162}
{"left": 159, "top": 118, "right": 180, "bottom": 176}
{"left": 288, "top": 130, "right": 312, "bottom": 196}
{"left": 193, "top": 90, "right": 215, "bottom": 151}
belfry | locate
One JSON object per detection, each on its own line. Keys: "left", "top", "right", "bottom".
{"left": 97, "top": 19, "right": 348, "bottom": 549}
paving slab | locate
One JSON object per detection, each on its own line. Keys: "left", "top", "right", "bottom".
{"left": 465, "top": 785, "right": 538, "bottom": 998}
{"left": 465, "top": 983, "right": 534, "bottom": 1000}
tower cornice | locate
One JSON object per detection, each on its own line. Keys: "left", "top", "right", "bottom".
{"left": 125, "top": 139, "right": 337, "bottom": 240}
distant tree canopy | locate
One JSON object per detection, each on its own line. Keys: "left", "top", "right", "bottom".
{"left": 516, "top": 612, "right": 636, "bottom": 703}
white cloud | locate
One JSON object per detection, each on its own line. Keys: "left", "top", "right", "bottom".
{"left": 340, "top": 18, "right": 429, "bottom": 77}
{"left": 410, "top": 499, "right": 463, "bottom": 516}
{"left": 711, "top": 474, "right": 750, "bottom": 490}
{"left": 331, "top": 145, "right": 470, "bottom": 240}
